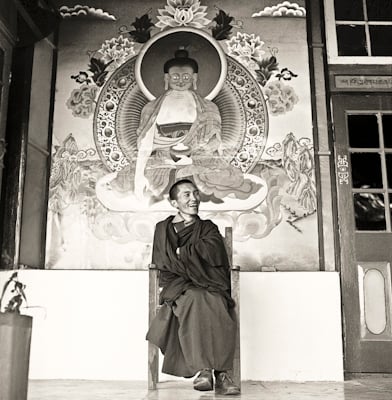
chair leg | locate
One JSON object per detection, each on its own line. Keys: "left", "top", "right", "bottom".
{"left": 148, "top": 342, "right": 159, "bottom": 390}
{"left": 231, "top": 267, "right": 241, "bottom": 390}
{"left": 232, "top": 332, "right": 241, "bottom": 390}
{"left": 231, "top": 304, "right": 241, "bottom": 389}
{"left": 148, "top": 266, "right": 160, "bottom": 389}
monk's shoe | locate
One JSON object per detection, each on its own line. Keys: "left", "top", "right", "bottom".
{"left": 193, "top": 368, "right": 213, "bottom": 391}
{"left": 214, "top": 371, "right": 240, "bottom": 396}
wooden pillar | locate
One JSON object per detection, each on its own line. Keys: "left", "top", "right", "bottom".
{"left": 306, "top": 0, "right": 338, "bottom": 271}
{"left": 0, "top": 45, "right": 34, "bottom": 269}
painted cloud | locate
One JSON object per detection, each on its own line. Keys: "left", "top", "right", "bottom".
{"left": 252, "top": 1, "right": 306, "bottom": 17}
{"left": 59, "top": 5, "right": 117, "bottom": 20}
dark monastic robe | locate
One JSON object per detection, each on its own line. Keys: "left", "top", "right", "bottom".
{"left": 146, "top": 216, "right": 236, "bottom": 377}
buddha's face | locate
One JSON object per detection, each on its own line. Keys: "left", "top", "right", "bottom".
{"left": 165, "top": 65, "right": 197, "bottom": 91}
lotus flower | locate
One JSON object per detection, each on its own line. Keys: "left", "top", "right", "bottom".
{"left": 156, "top": 0, "right": 211, "bottom": 30}
{"left": 226, "top": 32, "right": 265, "bottom": 70}
{"left": 98, "top": 35, "right": 135, "bottom": 70}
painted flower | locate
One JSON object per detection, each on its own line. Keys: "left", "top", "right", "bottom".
{"left": 226, "top": 32, "right": 265, "bottom": 70}
{"left": 156, "top": 0, "right": 211, "bottom": 30}
{"left": 264, "top": 80, "right": 299, "bottom": 115}
{"left": 66, "top": 84, "right": 99, "bottom": 118}
{"left": 98, "top": 35, "right": 136, "bottom": 70}
{"left": 71, "top": 71, "right": 91, "bottom": 84}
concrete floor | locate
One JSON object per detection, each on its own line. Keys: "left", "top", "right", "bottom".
{"left": 28, "top": 376, "right": 392, "bottom": 400}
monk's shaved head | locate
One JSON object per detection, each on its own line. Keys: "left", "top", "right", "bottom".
{"left": 169, "top": 179, "right": 197, "bottom": 200}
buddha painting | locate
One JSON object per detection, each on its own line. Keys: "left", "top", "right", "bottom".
{"left": 94, "top": 27, "right": 268, "bottom": 212}
{"left": 134, "top": 48, "right": 224, "bottom": 200}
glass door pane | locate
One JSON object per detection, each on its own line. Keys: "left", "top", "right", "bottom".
{"left": 367, "top": 0, "right": 392, "bottom": 21}
{"left": 354, "top": 192, "right": 386, "bottom": 230}
{"left": 383, "top": 115, "right": 392, "bottom": 147}
{"left": 337, "top": 25, "right": 368, "bottom": 56}
{"left": 334, "top": 0, "right": 364, "bottom": 20}
{"left": 351, "top": 153, "right": 382, "bottom": 189}
{"left": 348, "top": 114, "right": 379, "bottom": 148}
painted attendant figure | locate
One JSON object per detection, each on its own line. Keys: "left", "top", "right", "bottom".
{"left": 146, "top": 179, "right": 240, "bottom": 395}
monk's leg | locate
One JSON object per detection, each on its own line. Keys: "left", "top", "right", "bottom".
{"left": 172, "top": 288, "right": 237, "bottom": 376}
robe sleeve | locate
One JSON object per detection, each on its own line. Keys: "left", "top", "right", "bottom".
{"left": 136, "top": 96, "right": 164, "bottom": 146}
{"left": 151, "top": 220, "right": 189, "bottom": 277}
{"left": 152, "top": 219, "right": 193, "bottom": 303}
{"left": 180, "top": 220, "right": 229, "bottom": 269}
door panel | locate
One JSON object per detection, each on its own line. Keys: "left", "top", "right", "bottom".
{"left": 333, "top": 94, "right": 392, "bottom": 372}
{"left": 0, "top": 35, "right": 12, "bottom": 196}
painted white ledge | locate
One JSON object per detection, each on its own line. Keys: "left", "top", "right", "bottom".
{"left": 0, "top": 270, "right": 343, "bottom": 381}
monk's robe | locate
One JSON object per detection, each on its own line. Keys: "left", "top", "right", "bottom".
{"left": 146, "top": 215, "right": 237, "bottom": 377}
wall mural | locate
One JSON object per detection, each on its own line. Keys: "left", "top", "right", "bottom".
{"left": 46, "top": 0, "right": 318, "bottom": 270}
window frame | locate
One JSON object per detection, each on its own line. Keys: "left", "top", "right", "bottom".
{"left": 324, "top": 0, "right": 392, "bottom": 64}
{"left": 348, "top": 111, "right": 392, "bottom": 232}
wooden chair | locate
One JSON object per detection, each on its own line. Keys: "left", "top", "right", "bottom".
{"left": 148, "top": 226, "right": 241, "bottom": 390}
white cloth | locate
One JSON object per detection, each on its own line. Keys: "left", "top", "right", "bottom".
{"left": 156, "top": 90, "right": 197, "bottom": 125}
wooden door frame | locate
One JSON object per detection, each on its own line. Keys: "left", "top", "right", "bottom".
{"left": 332, "top": 93, "right": 392, "bottom": 372}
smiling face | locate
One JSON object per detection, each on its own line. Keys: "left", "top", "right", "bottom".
{"left": 170, "top": 182, "right": 201, "bottom": 217}
{"left": 165, "top": 65, "right": 197, "bottom": 91}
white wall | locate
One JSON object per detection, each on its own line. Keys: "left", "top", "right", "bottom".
{"left": 240, "top": 272, "right": 344, "bottom": 381}
{"left": 0, "top": 270, "right": 344, "bottom": 381}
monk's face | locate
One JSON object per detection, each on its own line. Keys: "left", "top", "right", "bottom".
{"left": 165, "top": 65, "right": 197, "bottom": 91}
{"left": 171, "top": 182, "right": 200, "bottom": 216}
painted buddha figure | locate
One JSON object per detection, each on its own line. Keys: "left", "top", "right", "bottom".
{"left": 134, "top": 48, "right": 223, "bottom": 200}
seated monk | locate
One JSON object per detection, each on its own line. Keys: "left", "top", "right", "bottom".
{"left": 146, "top": 179, "right": 240, "bottom": 395}
{"left": 134, "top": 49, "right": 223, "bottom": 200}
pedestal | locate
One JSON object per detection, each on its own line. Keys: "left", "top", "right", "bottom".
{"left": 0, "top": 313, "right": 32, "bottom": 400}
